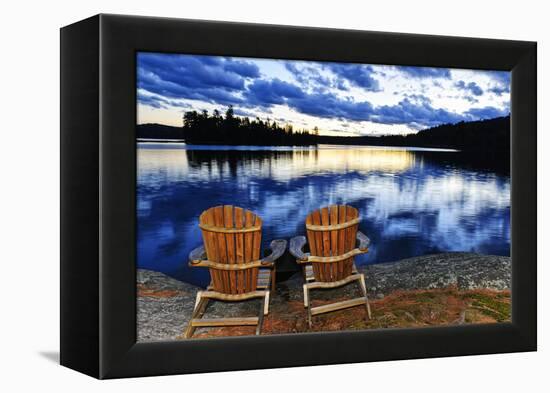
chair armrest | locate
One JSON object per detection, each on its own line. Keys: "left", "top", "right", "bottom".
{"left": 188, "top": 245, "right": 206, "bottom": 266}
{"left": 261, "top": 239, "right": 287, "bottom": 267}
{"left": 356, "top": 231, "right": 370, "bottom": 251}
{"left": 289, "top": 236, "right": 309, "bottom": 262}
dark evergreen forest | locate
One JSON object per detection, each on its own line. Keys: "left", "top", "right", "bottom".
{"left": 137, "top": 106, "right": 510, "bottom": 154}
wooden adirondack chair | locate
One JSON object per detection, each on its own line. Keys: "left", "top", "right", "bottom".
{"left": 184, "top": 205, "right": 286, "bottom": 338}
{"left": 289, "top": 205, "right": 371, "bottom": 327}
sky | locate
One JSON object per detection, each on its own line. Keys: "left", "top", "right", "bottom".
{"left": 137, "top": 52, "right": 510, "bottom": 136}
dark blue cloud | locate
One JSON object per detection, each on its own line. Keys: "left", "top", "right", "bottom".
{"left": 373, "top": 98, "right": 464, "bottom": 127}
{"left": 284, "top": 62, "right": 336, "bottom": 92}
{"left": 139, "top": 66, "right": 245, "bottom": 106}
{"left": 137, "top": 92, "right": 190, "bottom": 110}
{"left": 488, "top": 86, "right": 510, "bottom": 96}
{"left": 233, "top": 108, "right": 257, "bottom": 118}
{"left": 265, "top": 88, "right": 472, "bottom": 128}
{"left": 464, "top": 106, "right": 509, "bottom": 120}
{"left": 138, "top": 53, "right": 245, "bottom": 91}
{"left": 287, "top": 93, "right": 374, "bottom": 121}
{"left": 399, "top": 66, "right": 451, "bottom": 79}
{"left": 456, "top": 80, "right": 483, "bottom": 96}
{"left": 334, "top": 79, "right": 348, "bottom": 91}
{"left": 484, "top": 71, "right": 510, "bottom": 96}
{"left": 137, "top": 93, "right": 168, "bottom": 109}
{"left": 223, "top": 58, "right": 261, "bottom": 78}
{"left": 137, "top": 53, "right": 260, "bottom": 105}
{"left": 403, "top": 94, "right": 432, "bottom": 105}
{"left": 138, "top": 53, "right": 509, "bottom": 130}
{"left": 284, "top": 63, "right": 305, "bottom": 82}
{"left": 463, "top": 95, "right": 479, "bottom": 104}
{"left": 245, "top": 78, "right": 305, "bottom": 106}
{"left": 490, "top": 71, "right": 511, "bottom": 86}
{"left": 323, "top": 63, "right": 380, "bottom": 91}
{"left": 287, "top": 93, "right": 506, "bottom": 128}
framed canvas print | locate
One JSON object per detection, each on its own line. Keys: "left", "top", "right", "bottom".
{"left": 60, "top": 14, "right": 536, "bottom": 379}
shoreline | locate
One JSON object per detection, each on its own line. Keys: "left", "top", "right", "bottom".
{"left": 137, "top": 252, "right": 511, "bottom": 342}
{"left": 137, "top": 141, "right": 460, "bottom": 152}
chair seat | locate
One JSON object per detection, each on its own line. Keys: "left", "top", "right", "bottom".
{"left": 208, "top": 268, "right": 273, "bottom": 291}
{"left": 304, "top": 263, "right": 358, "bottom": 282}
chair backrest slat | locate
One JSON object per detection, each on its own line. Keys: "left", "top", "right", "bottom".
{"left": 320, "top": 207, "right": 331, "bottom": 281}
{"left": 234, "top": 207, "right": 245, "bottom": 293}
{"left": 329, "top": 205, "right": 340, "bottom": 279}
{"left": 199, "top": 205, "right": 262, "bottom": 294}
{"left": 200, "top": 208, "right": 221, "bottom": 290}
{"left": 252, "top": 214, "right": 262, "bottom": 292}
{"left": 338, "top": 205, "right": 350, "bottom": 278}
{"left": 305, "top": 205, "right": 359, "bottom": 282}
{"left": 214, "top": 206, "right": 230, "bottom": 293}
{"left": 223, "top": 205, "right": 237, "bottom": 293}
{"left": 244, "top": 209, "right": 255, "bottom": 292}
{"left": 345, "top": 205, "right": 357, "bottom": 277}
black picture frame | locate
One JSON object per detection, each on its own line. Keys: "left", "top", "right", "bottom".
{"left": 60, "top": 14, "right": 537, "bottom": 379}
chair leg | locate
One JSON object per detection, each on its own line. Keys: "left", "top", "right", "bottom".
{"left": 196, "top": 297, "right": 210, "bottom": 319}
{"left": 263, "top": 290, "right": 270, "bottom": 315}
{"left": 256, "top": 295, "right": 266, "bottom": 335}
{"left": 193, "top": 290, "right": 203, "bottom": 309}
{"left": 303, "top": 284, "right": 312, "bottom": 328}
{"left": 184, "top": 292, "right": 210, "bottom": 339}
{"left": 358, "top": 274, "right": 372, "bottom": 320}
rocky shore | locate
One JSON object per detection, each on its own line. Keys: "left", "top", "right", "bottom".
{"left": 137, "top": 252, "right": 511, "bottom": 342}
{"left": 362, "top": 252, "right": 511, "bottom": 295}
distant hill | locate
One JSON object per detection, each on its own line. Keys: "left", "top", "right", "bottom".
{"left": 137, "top": 115, "right": 510, "bottom": 154}
{"left": 137, "top": 123, "right": 186, "bottom": 140}
{"left": 317, "top": 116, "right": 510, "bottom": 154}
{"left": 413, "top": 116, "right": 509, "bottom": 151}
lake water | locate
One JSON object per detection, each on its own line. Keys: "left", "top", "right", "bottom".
{"left": 137, "top": 144, "right": 510, "bottom": 287}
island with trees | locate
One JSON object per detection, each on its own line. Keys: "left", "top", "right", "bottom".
{"left": 137, "top": 106, "right": 510, "bottom": 155}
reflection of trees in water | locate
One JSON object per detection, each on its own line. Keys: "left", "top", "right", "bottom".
{"left": 185, "top": 149, "right": 309, "bottom": 179}
{"left": 172, "top": 149, "right": 509, "bottom": 253}
{"left": 185, "top": 147, "right": 420, "bottom": 180}
{"left": 415, "top": 150, "right": 509, "bottom": 176}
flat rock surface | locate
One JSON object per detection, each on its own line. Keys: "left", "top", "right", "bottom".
{"left": 361, "top": 252, "right": 511, "bottom": 296}
{"left": 137, "top": 270, "right": 198, "bottom": 342}
{"left": 137, "top": 252, "right": 511, "bottom": 342}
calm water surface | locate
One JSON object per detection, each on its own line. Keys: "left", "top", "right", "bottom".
{"left": 137, "top": 144, "right": 510, "bottom": 287}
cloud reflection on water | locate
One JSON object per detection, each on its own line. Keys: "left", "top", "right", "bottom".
{"left": 137, "top": 144, "right": 510, "bottom": 286}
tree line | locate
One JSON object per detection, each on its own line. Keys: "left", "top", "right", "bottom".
{"left": 181, "top": 106, "right": 317, "bottom": 145}
{"left": 137, "top": 107, "right": 510, "bottom": 157}
{"left": 315, "top": 115, "right": 510, "bottom": 156}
